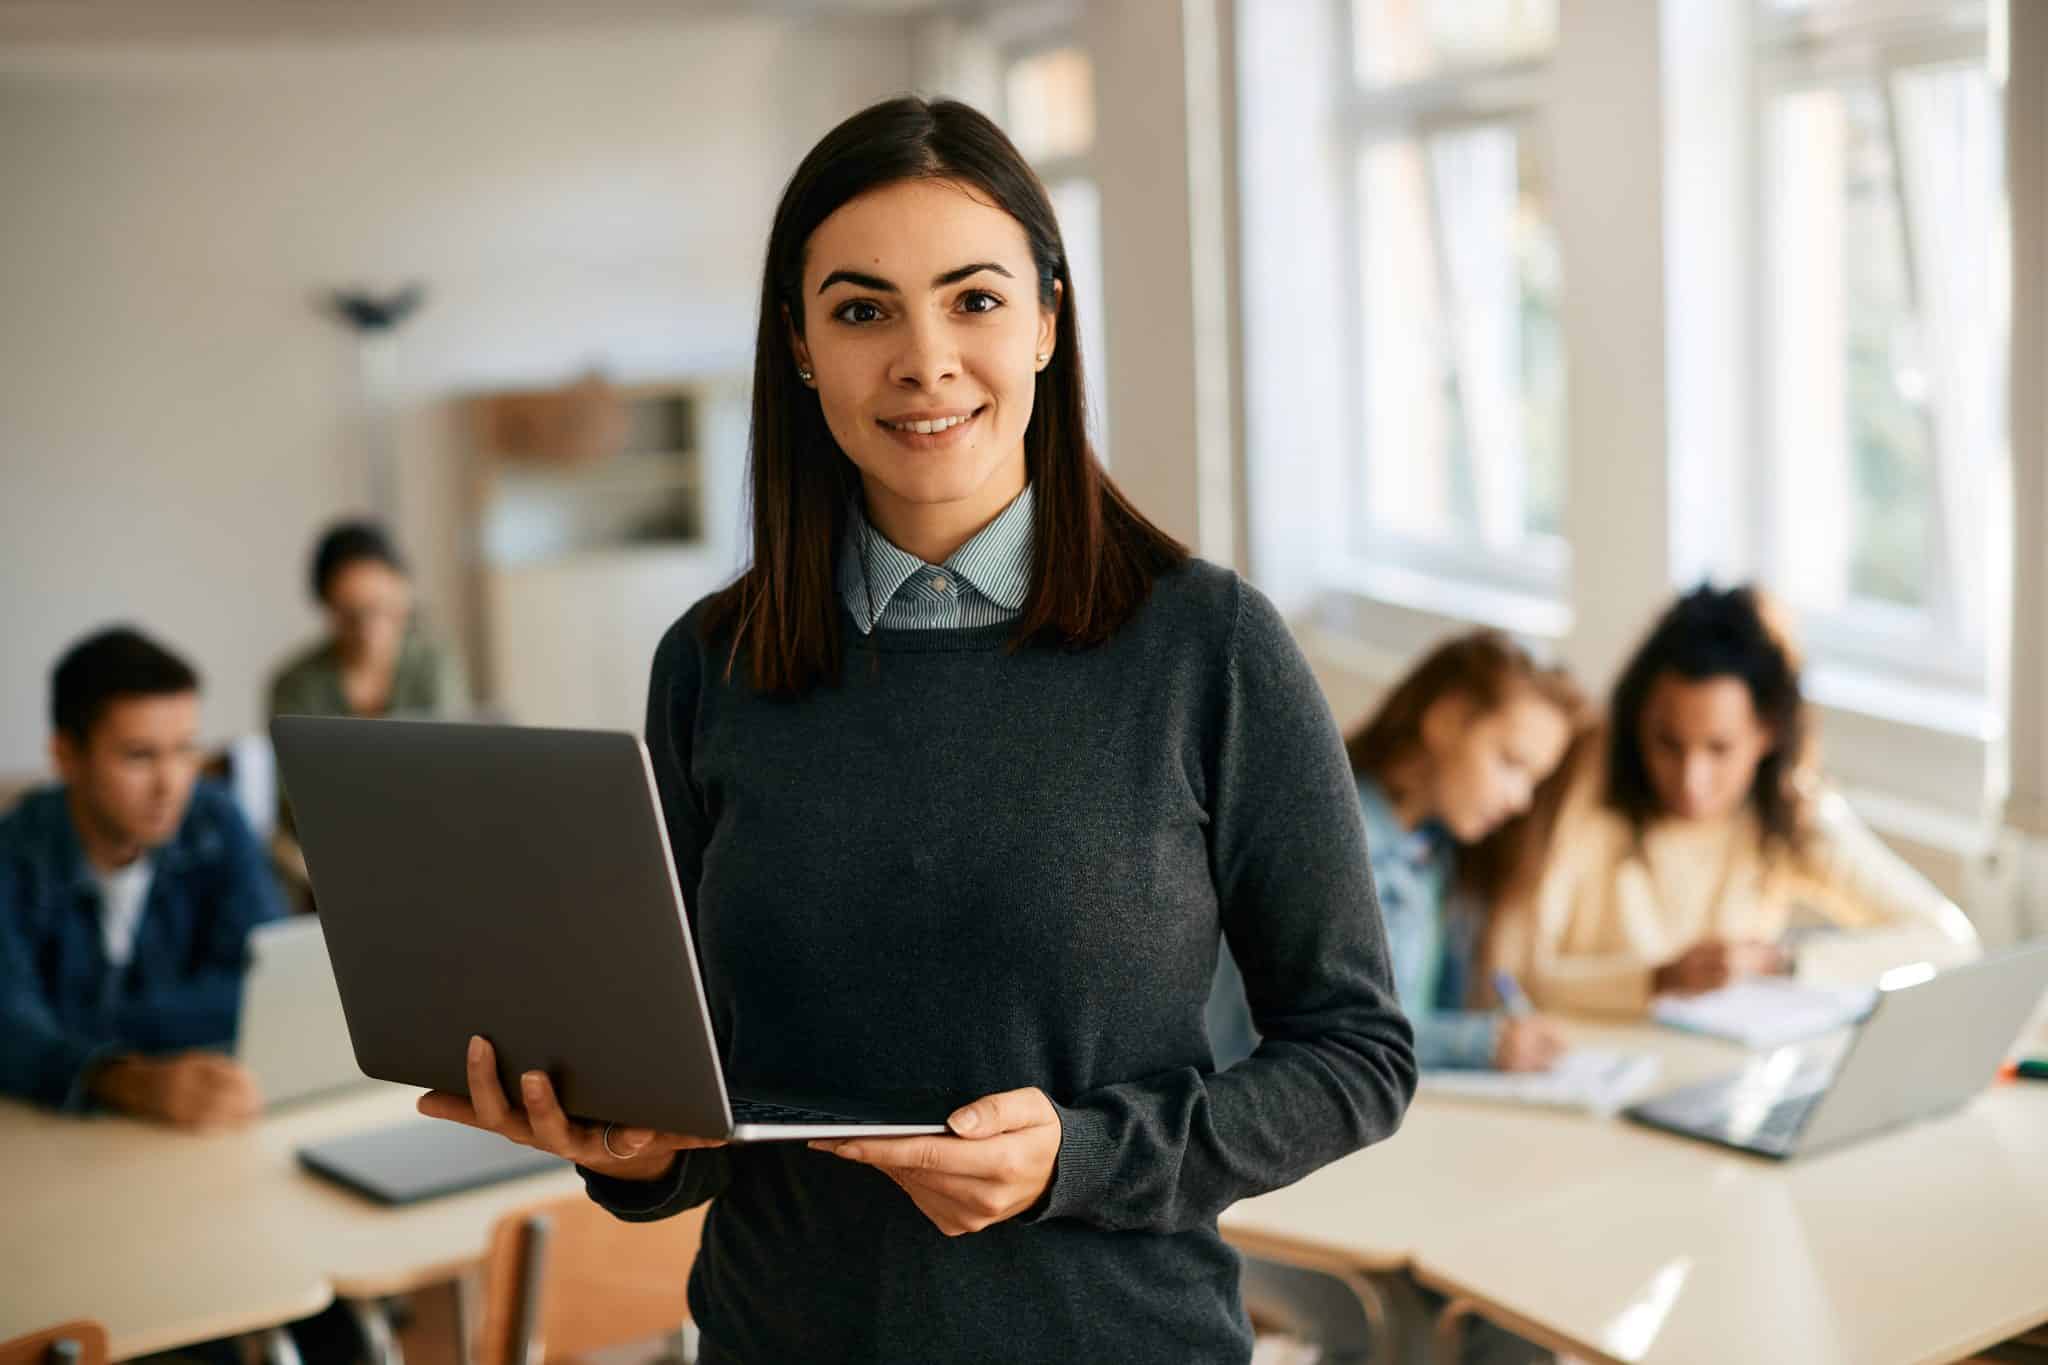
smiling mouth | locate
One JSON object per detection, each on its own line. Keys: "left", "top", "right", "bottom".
{"left": 877, "top": 406, "right": 985, "bottom": 436}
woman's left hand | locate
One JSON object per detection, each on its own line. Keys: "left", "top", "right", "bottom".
{"left": 810, "top": 1087, "right": 1062, "bottom": 1237}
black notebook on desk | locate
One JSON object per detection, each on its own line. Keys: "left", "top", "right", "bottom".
{"left": 299, "top": 1117, "right": 565, "bottom": 1205}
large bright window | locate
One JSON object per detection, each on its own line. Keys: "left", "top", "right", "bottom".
{"left": 1755, "top": 0, "right": 2003, "bottom": 688}
{"left": 1345, "top": 0, "right": 1567, "bottom": 598}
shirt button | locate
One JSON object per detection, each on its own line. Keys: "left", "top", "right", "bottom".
{"left": 931, "top": 577, "right": 952, "bottom": 593}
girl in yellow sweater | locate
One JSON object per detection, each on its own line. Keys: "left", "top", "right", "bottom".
{"left": 1514, "top": 585, "right": 1978, "bottom": 1015}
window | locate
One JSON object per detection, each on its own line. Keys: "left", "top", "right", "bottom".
{"left": 1002, "top": 44, "right": 1111, "bottom": 458}
{"left": 1754, "top": 0, "right": 2003, "bottom": 688}
{"left": 1344, "top": 0, "right": 1567, "bottom": 599}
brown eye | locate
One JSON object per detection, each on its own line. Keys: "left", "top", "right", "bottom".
{"left": 959, "top": 290, "right": 1003, "bottom": 314}
{"left": 833, "top": 300, "right": 885, "bottom": 325}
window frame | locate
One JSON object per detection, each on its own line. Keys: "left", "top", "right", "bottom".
{"left": 1747, "top": 5, "right": 1999, "bottom": 694}
{"left": 1329, "top": 1, "right": 1569, "bottom": 612}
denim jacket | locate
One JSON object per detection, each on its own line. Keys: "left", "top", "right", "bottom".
{"left": 0, "top": 781, "right": 283, "bottom": 1109}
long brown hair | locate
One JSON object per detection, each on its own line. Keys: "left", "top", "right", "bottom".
{"left": 701, "top": 96, "right": 1186, "bottom": 694}
{"left": 1605, "top": 583, "right": 1814, "bottom": 854}
{"left": 1343, "top": 630, "right": 1587, "bottom": 904}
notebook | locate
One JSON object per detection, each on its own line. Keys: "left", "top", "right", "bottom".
{"left": 1651, "top": 979, "right": 1877, "bottom": 1050}
{"left": 1419, "top": 1048, "right": 1663, "bottom": 1115}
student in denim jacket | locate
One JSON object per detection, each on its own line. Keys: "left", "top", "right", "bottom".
{"left": 1212, "top": 630, "right": 1585, "bottom": 1074}
{"left": 0, "top": 627, "right": 283, "bottom": 1123}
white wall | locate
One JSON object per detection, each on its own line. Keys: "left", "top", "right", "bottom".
{"left": 0, "top": 17, "right": 911, "bottom": 774}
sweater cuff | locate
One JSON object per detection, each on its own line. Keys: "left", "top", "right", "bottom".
{"left": 578, "top": 1154, "right": 691, "bottom": 1221}
{"left": 1025, "top": 1100, "right": 1118, "bottom": 1224}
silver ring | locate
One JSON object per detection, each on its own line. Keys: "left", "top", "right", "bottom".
{"left": 601, "top": 1122, "right": 628, "bottom": 1160}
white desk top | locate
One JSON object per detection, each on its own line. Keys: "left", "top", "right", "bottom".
{"left": 0, "top": 1083, "right": 582, "bottom": 1357}
{"left": 1220, "top": 1021, "right": 1739, "bottom": 1272}
{"left": 1223, "top": 1017, "right": 2048, "bottom": 1365}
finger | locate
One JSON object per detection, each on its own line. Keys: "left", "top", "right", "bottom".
{"left": 649, "top": 1131, "right": 729, "bottom": 1154}
{"left": 519, "top": 1071, "right": 593, "bottom": 1157}
{"left": 420, "top": 1085, "right": 538, "bottom": 1146}
{"left": 418, "top": 1090, "right": 482, "bottom": 1125}
{"left": 947, "top": 1087, "right": 1051, "bottom": 1139}
{"left": 815, "top": 1133, "right": 1016, "bottom": 1180}
{"left": 467, "top": 1035, "right": 514, "bottom": 1129}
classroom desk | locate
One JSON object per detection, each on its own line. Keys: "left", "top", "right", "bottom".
{"left": 1222, "top": 1018, "right": 2048, "bottom": 1365}
{"left": 1219, "top": 1021, "right": 1740, "bottom": 1274}
{"left": 0, "top": 1083, "right": 582, "bottom": 1358}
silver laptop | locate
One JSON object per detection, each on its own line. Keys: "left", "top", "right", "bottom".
{"left": 270, "top": 715, "right": 952, "bottom": 1142}
{"left": 237, "top": 915, "right": 370, "bottom": 1108}
{"left": 1626, "top": 941, "right": 2048, "bottom": 1159}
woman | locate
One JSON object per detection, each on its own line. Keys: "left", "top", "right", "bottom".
{"left": 1517, "top": 583, "right": 1979, "bottom": 1014}
{"left": 417, "top": 96, "right": 1416, "bottom": 1364}
{"left": 1211, "top": 631, "right": 1584, "bottom": 1075}
{"left": 268, "top": 520, "right": 466, "bottom": 725}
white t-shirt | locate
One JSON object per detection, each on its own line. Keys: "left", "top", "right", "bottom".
{"left": 93, "top": 857, "right": 154, "bottom": 969}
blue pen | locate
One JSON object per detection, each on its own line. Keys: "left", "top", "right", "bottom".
{"left": 1492, "top": 970, "right": 1534, "bottom": 1018}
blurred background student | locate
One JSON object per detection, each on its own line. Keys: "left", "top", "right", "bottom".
{"left": 267, "top": 520, "right": 469, "bottom": 900}
{"left": 0, "top": 627, "right": 280, "bottom": 1124}
{"left": 1514, "top": 584, "right": 1980, "bottom": 1015}
{"left": 1211, "top": 628, "right": 1584, "bottom": 1074}
{"left": 268, "top": 519, "right": 468, "bottom": 727}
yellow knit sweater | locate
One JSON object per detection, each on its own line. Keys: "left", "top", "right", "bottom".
{"left": 1503, "top": 738, "right": 1980, "bottom": 1015}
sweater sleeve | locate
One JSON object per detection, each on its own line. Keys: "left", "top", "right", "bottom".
{"left": 1520, "top": 754, "right": 1661, "bottom": 1016}
{"left": 1032, "top": 581, "right": 1417, "bottom": 1233}
{"left": 583, "top": 612, "right": 732, "bottom": 1222}
{"left": 1786, "top": 789, "right": 1981, "bottom": 975}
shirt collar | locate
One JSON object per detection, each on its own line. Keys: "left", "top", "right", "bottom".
{"left": 1357, "top": 774, "right": 1452, "bottom": 867}
{"left": 837, "top": 483, "right": 1036, "bottom": 634}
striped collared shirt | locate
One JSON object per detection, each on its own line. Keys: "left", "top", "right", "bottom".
{"left": 837, "top": 484, "right": 1035, "bottom": 633}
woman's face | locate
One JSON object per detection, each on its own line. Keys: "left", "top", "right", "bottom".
{"left": 325, "top": 559, "right": 412, "bottom": 668}
{"left": 1638, "top": 672, "right": 1775, "bottom": 822}
{"left": 1420, "top": 691, "right": 1573, "bottom": 844}
{"left": 791, "top": 177, "right": 1058, "bottom": 537}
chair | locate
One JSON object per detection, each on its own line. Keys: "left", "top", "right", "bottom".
{"left": 471, "top": 1194, "right": 707, "bottom": 1365}
{"left": 0, "top": 1322, "right": 109, "bottom": 1365}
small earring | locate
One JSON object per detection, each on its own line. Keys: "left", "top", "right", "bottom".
{"left": 797, "top": 367, "right": 813, "bottom": 383}
{"left": 1035, "top": 353, "right": 1049, "bottom": 365}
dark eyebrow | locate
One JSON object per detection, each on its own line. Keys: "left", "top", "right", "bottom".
{"left": 816, "top": 261, "right": 1015, "bottom": 295}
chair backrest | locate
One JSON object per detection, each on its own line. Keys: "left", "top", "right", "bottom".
{"left": 0, "top": 1322, "right": 110, "bottom": 1365}
{"left": 473, "top": 1193, "right": 706, "bottom": 1365}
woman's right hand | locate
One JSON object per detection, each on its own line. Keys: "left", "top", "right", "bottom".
{"left": 1652, "top": 938, "right": 1788, "bottom": 996}
{"left": 417, "top": 1034, "right": 725, "bottom": 1182}
{"left": 1493, "top": 1015, "right": 1567, "bottom": 1072}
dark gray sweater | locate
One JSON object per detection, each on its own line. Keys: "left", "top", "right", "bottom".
{"left": 583, "top": 559, "right": 1416, "bottom": 1364}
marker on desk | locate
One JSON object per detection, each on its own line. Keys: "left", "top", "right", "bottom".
{"left": 1493, "top": 970, "right": 1534, "bottom": 1018}
{"left": 2017, "top": 1058, "right": 2048, "bottom": 1082}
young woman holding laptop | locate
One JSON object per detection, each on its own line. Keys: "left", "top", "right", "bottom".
{"left": 417, "top": 96, "right": 1416, "bottom": 1363}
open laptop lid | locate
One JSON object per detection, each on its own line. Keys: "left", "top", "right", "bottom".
{"left": 272, "top": 716, "right": 736, "bottom": 1137}
{"left": 1792, "top": 939, "right": 2048, "bottom": 1155}
{"left": 237, "top": 915, "right": 370, "bottom": 1108}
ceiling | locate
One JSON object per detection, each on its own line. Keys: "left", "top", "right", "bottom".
{"left": 0, "top": 0, "right": 955, "bottom": 45}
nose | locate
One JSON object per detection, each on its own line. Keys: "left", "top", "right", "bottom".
{"left": 1681, "top": 754, "right": 1716, "bottom": 806}
{"left": 888, "top": 311, "right": 960, "bottom": 391}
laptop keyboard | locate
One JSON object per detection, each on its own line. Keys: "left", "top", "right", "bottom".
{"left": 1652, "top": 1086, "right": 1824, "bottom": 1151}
{"left": 729, "top": 1097, "right": 903, "bottom": 1128}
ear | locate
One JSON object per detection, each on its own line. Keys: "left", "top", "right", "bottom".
{"left": 782, "top": 303, "right": 814, "bottom": 385}
{"left": 49, "top": 730, "right": 81, "bottom": 784}
{"left": 1036, "top": 279, "right": 1061, "bottom": 370}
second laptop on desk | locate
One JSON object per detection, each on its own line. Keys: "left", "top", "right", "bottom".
{"left": 271, "top": 715, "right": 954, "bottom": 1142}
{"left": 239, "top": 914, "right": 564, "bottom": 1204}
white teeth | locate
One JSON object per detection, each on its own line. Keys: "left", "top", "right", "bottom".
{"left": 887, "top": 413, "right": 972, "bottom": 434}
